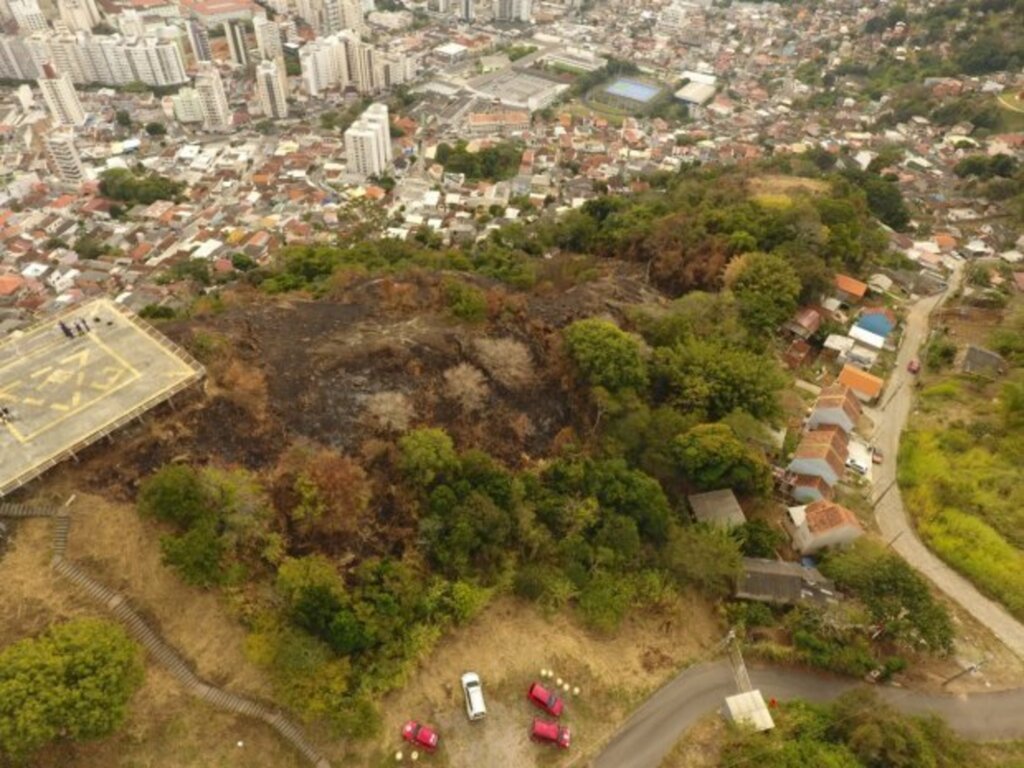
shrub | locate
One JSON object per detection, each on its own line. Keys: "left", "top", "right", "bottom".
{"left": 564, "top": 318, "right": 649, "bottom": 392}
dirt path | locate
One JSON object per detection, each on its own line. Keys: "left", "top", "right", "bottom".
{"left": 868, "top": 266, "right": 1024, "bottom": 660}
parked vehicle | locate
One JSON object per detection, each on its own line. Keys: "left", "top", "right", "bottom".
{"left": 527, "top": 682, "right": 565, "bottom": 717}
{"left": 461, "top": 672, "right": 487, "bottom": 721}
{"left": 907, "top": 359, "right": 921, "bottom": 374}
{"left": 401, "top": 721, "right": 439, "bottom": 752}
{"left": 531, "top": 718, "right": 571, "bottom": 749}
{"left": 872, "top": 447, "right": 883, "bottom": 465}
{"left": 846, "top": 456, "right": 869, "bottom": 475}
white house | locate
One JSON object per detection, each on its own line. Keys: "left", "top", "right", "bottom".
{"left": 785, "top": 500, "right": 864, "bottom": 555}
{"left": 806, "top": 384, "right": 861, "bottom": 435}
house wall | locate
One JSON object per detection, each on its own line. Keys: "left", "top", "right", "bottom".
{"left": 801, "top": 526, "right": 861, "bottom": 554}
{"left": 807, "top": 407, "right": 854, "bottom": 434}
{"left": 787, "top": 457, "right": 839, "bottom": 486}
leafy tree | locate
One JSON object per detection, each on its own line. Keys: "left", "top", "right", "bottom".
{"left": 398, "top": 428, "right": 459, "bottom": 488}
{"left": 99, "top": 168, "right": 185, "bottom": 206}
{"left": 0, "top": 620, "right": 143, "bottom": 762}
{"left": 577, "top": 571, "right": 635, "bottom": 632}
{"left": 652, "top": 338, "right": 784, "bottom": 421}
{"left": 662, "top": 524, "right": 742, "bottom": 597}
{"left": 564, "top": 318, "right": 649, "bottom": 392}
{"left": 674, "top": 423, "right": 772, "bottom": 495}
{"left": 144, "top": 121, "right": 166, "bottom": 136}
{"left": 735, "top": 518, "right": 785, "bottom": 557}
{"left": 160, "top": 519, "right": 227, "bottom": 587}
{"left": 821, "top": 540, "right": 953, "bottom": 653}
{"left": 732, "top": 252, "right": 802, "bottom": 334}
{"left": 115, "top": 109, "right": 132, "bottom": 128}
{"left": 138, "top": 463, "right": 210, "bottom": 528}
{"left": 435, "top": 140, "right": 523, "bottom": 181}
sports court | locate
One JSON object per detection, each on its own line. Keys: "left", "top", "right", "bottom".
{"left": 0, "top": 298, "right": 203, "bottom": 497}
{"left": 603, "top": 78, "right": 661, "bottom": 104}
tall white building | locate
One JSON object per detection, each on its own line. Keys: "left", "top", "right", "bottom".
{"left": 194, "top": 62, "right": 231, "bottom": 130}
{"left": 253, "top": 13, "right": 282, "bottom": 59}
{"left": 186, "top": 18, "right": 212, "bottom": 62}
{"left": 38, "top": 64, "right": 86, "bottom": 126}
{"left": 223, "top": 19, "right": 249, "bottom": 66}
{"left": 44, "top": 128, "right": 85, "bottom": 184}
{"left": 0, "top": 35, "right": 38, "bottom": 80}
{"left": 299, "top": 31, "right": 413, "bottom": 97}
{"left": 118, "top": 9, "right": 147, "bottom": 38}
{"left": 58, "top": 0, "right": 100, "bottom": 33}
{"left": 255, "top": 57, "right": 289, "bottom": 119}
{"left": 493, "top": 0, "right": 530, "bottom": 21}
{"left": 460, "top": 0, "right": 475, "bottom": 22}
{"left": 171, "top": 86, "right": 204, "bottom": 123}
{"left": 344, "top": 101, "right": 391, "bottom": 177}
{"left": 9, "top": 0, "right": 47, "bottom": 33}
{"left": 124, "top": 36, "right": 187, "bottom": 86}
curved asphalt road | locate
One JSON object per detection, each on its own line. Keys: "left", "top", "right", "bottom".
{"left": 593, "top": 661, "right": 1024, "bottom": 768}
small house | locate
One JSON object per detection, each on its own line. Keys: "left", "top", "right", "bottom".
{"left": 837, "top": 365, "right": 885, "bottom": 402}
{"left": 834, "top": 274, "right": 868, "bottom": 305}
{"left": 785, "top": 500, "right": 864, "bottom": 555}
{"left": 789, "top": 473, "right": 834, "bottom": 503}
{"left": 724, "top": 690, "right": 774, "bottom": 732}
{"left": 688, "top": 489, "right": 746, "bottom": 529}
{"left": 848, "top": 325, "right": 886, "bottom": 350}
{"left": 735, "top": 557, "right": 836, "bottom": 605}
{"left": 807, "top": 384, "right": 861, "bottom": 435}
{"left": 960, "top": 345, "right": 1007, "bottom": 378}
{"left": 787, "top": 427, "right": 848, "bottom": 487}
{"left": 784, "top": 307, "right": 822, "bottom": 340}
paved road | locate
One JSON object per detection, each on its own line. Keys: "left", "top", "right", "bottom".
{"left": 592, "top": 661, "right": 1024, "bottom": 768}
{"left": 869, "top": 268, "right": 1024, "bottom": 659}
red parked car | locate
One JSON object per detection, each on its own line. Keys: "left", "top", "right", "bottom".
{"left": 907, "top": 359, "right": 921, "bottom": 374}
{"left": 402, "top": 721, "right": 439, "bottom": 752}
{"left": 531, "top": 718, "right": 571, "bottom": 749}
{"left": 527, "top": 682, "right": 565, "bottom": 717}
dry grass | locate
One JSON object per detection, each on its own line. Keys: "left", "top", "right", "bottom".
{"left": 747, "top": 175, "right": 830, "bottom": 198}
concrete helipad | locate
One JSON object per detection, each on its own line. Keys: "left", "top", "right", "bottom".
{"left": 0, "top": 298, "right": 203, "bottom": 497}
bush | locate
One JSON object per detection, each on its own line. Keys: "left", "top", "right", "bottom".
{"left": 564, "top": 318, "right": 649, "bottom": 392}
{"left": 925, "top": 336, "right": 957, "bottom": 370}
{"left": 443, "top": 279, "right": 488, "bottom": 321}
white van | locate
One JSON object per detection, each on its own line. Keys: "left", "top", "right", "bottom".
{"left": 461, "top": 672, "right": 487, "bottom": 721}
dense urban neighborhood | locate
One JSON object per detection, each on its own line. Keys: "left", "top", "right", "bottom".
{"left": 1, "top": 0, "right": 1024, "bottom": 766}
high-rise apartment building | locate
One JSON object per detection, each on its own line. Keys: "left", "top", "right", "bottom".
{"left": 223, "top": 19, "right": 248, "bottom": 66}
{"left": 186, "top": 18, "right": 212, "bottom": 62}
{"left": 344, "top": 101, "right": 390, "bottom": 177}
{"left": 253, "top": 14, "right": 282, "bottom": 60}
{"left": 0, "top": 35, "right": 37, "bottom": 80}
{"left": 38, "top": 63, "right": 86, "bottom": 126}
{"left": 44, "top": 129, "right": 85, "bottom": 184}
{"left": 9, "top": 0, "right": 47, "bottom": 33}
{"left": 194, "top": 62, "right": 231, "bottom": 130}
{"left": 493, "top": 0, "right": 530, "bottom": 21}
{"left": 460, "top": 0, "right": 475, "bottom": 22}
{"left": 58, "top": 0, "right": 100, "bottom": 34}
{"left": 124, "top": 36, "right": 187, "bottom": 87}
{"left": 255, "top": 57, "right": 289, "bottom": 119}
{"left": 171, "top": 87, "right": 204, "bottom": 123}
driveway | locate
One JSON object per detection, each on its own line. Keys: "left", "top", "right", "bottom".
{"left": 592, "top": 661, "right": 1024, "bottom": 768}
{"left": 869, "top": 269, "right": 1024, "bottom": 659}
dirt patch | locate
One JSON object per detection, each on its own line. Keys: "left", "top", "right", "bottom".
{"left": 361, "top": 593, "right": 721, "bottom": 768}
{"left": 748, "top": 175, "right": 830, "bottom": 198}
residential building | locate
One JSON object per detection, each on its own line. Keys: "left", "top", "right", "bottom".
{"left": 687, "top": 489, "right": 746, "bottom": 529}
{"left": 735, "top": 558, "right": 836, "bottom": 605}
{"left": 493, "top": 0, "right": 530, "bottom": 22}
{"left": 467, "top": 110, "right": 530, "bottom": 136}
{"left": 255, "top": 57, "right": 289, "bottom": 119}
{"left": 187, "top": 17, "right": 213, "bottom": 62}
{"left": 806, "top": 384, "right": 861, "bottom": 436}
{"left": 172, "top": 87, "right": 204, "bottom": 123}
{"left": 961, "top": 345, "right": 1007, "bottom": 378}
{"left": 118, "top": 10, "right": 147, "bottom": 39}
{"left": 253, "top": 14, "right": 283, "bottom": 60}
{"left": 836, "top": 364, "right": 884, "bottom": 402}
{"left": 38, "top": 64, "right": 86, "bottom": 127}
{"left": 460, "top": 0, "right": 475, "bottom": 22}
{"left": 224, "top": 19, "right": 249, "bottom": 66}
{"left": 58, "top": 0, "right": 101, "bottom": 33}
{"left": 784, "top": 307, "right": 821, "bottom": 339}
{"left": 9, "top": 0, "right": 47, "bottom": 33}
{"left": 44, "top": 129, "right": 85, "bottom": 185}
{"left": 785, "top": 500, "right": 864, "bottom": 555}
{"left": 787, "top": 426, "right": 847, "bottom": 487}
{"left": 834, "top": 273, "right": 868, "bottom": 304}
{"left": 194, "top": 61, "right": 232, "bottom": 130}
{"left": 344, "top": 101, "right": 391, "bottom": 177}
{"left": 124, "top": 37, "right": 188, "bottom": 87}
{"left": 856, "top": 306, "right": 896, "bottom": 338}
{"left": 0, "top": 35, "right": 38, "bottom": 81}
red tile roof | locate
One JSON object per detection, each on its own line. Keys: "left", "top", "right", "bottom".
{"left": 804, "top": 500, "right": 862, "bottom": 534}
{"left": 835, "top": 273, "right": 868, "bottom": 299}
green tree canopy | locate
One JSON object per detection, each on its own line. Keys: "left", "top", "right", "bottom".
{"left": 732, "top": 252, "right": 802, "bottom": 334}
{"left": 398, "top": 427, "right": 459, "bottom": 488}
{"left": 564, "top": 318, "right": 649, "bottom": 392}
{"left": 0, "top": 620, "right": 143, "bottom": 762}
{"left": 673, "top": 422, "right": 772, "bottom": 495}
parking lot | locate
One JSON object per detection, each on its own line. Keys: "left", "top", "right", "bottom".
{"left": 0, "top": 299, "right": 203, "bottom": 497}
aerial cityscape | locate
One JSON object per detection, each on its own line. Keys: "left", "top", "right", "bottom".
{"left": 0, "top": 0, "right": 1023, "bottom": 765}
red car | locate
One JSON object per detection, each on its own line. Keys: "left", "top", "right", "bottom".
{"left": 527, "top": 682, "right": 565, "bottom": 717}
{"left": 907, "top": 359, "right": 921, "bottom": 374}
{"left": 402, "top": 721, "right": 439, "bottom": 752}
{"left": 531, "top": 718, "right": 571, "bottom": 749}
